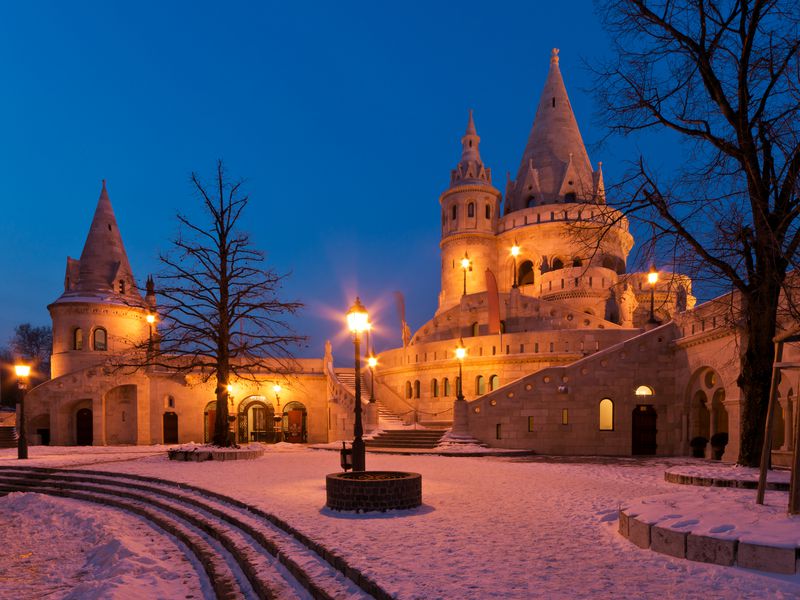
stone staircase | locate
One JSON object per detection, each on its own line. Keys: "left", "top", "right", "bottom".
{"left": 335, "top": 370, "right": 407, "bottom": 429}
{"left": 365, "top": 429, "right": 447, "bottom": 449}
{"left": 0, "top": 427, "right": 18, "bottom": 449}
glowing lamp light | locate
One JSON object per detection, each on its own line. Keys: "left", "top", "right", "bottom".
{"left": 455, "top": 346, "right": 467, "bottom": 360}
{"left": 460, "top": 257, "right": 471, "bottom": 270}
{"left": 367, "top": 356, "right": 378, "bottom": 369}
{"left": 146, "top": 314, "right": 156, "bottom": 324}
{"left": 273, "top": 384, "right": 282, "bottom": 395}
{"left": 226, "top": 384, "right": 234, "bottom": 394}
{"left": 647, "top": 268, "right": 658, "bottom": 286}
{"left": 511, "top": 244, "right": 520, "bottom": 257}
{"left": 14, "top": 364, "right": 31, "bottom": 378}
{"left": 346, "top": 297, "right": 370, "bottom": 333}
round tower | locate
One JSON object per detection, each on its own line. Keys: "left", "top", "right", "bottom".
{"left": 438, "top": 111, "right": 502, "bottom": 313}
{"left": 49, "top": 181, "right": 152, "bottom": 378}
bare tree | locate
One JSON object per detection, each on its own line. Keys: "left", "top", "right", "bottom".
{"left": 140, "top": 161, "right": 305, "bottom": 446}
{"left": 594, "top": 0, "right": 800, "bottom": 465}
{"left": 8, "top": 323, "right": 52, "bottom": 377}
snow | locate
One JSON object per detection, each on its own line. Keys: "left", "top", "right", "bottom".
{"left": 0, "top": 491, "right": 204, "bottom": 599}
{"left": 1, "top": 447, "right": 799, "bottom": 598}
{"left": 666, "top": 463, "right": 791, "bottom": 484}
{"left": 624, "top": 487, "right": 800, "bottom": 547}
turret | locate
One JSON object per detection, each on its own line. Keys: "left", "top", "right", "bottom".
{"left": 438, "top": 111, "right": 501, "bottom": 313}
{"left": 49, "top": 181, "right": 152, "bottom": 377}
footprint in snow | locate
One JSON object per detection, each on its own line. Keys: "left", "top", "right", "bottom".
{"left": 673, "top": 519, "right": 699, "bottom": 528}
{"left": 709, "top": 524, "right": 735, "bottom": 533}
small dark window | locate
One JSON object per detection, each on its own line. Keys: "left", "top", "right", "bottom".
{"left": 431, "top": 379, "right": 439, "bottom": 397}
{"left": 518, "top": 260, "right": 534, "bottom": 286}
{"left": 73, "top": 328, "right": 83, "bottom": 350}
{"left": 452, "top": 205, "right": 457, "bottom": 220}
{"left": 552, "top": 258, "right": 564, "bottom": 270}
{"left": 565, "top": 192, "right": 577, "bottom": 201}
{"left": 468, "top": 202, "right": 475, "bottom": 218}
{"left": 552, "top": 97, "right": 555, "bottom": 107}
{"left": 414, "top": 380, "right": 420, "bottom": 398}
{"left": 476, "top": 375, "right": 485, "bottom": 395}
{"left": 93, "top": 328, "right": 107, "bottom": 351}
{"left": 107, "top": 223, "right": 112, "bottom": 231}
{"left": 485, "top": 204, "right": 491, "bottom": 219}
{"left": 496, "top": 423, "right": 502, "bottom": 439}
{"left": 527, "top": 197, "right": 536, "bottom": 208}
{"left": 471, "top": 322, "right": 479, "bottom": 337}
{"left": 405, "top": 381, "right": 413, "bottom": 399}
{"left": 443, "top": 378, "right": 451, "bottom": 396}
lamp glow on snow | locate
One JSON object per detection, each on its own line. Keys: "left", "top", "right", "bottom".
{"left": 346, "top": 297, "right": 369, "bottom": 471}
{"left": 14, "top": 363, "right": 31, "bottom": 459}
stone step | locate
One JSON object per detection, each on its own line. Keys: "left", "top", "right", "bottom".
{"left": 0, "top": 427, "right": 18, "bottom": 448}
{"left": 366, "top": 429, "right": 446, "bottom": 449}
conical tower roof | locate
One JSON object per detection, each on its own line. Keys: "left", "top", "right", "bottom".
{"left": 449, "top": 110, "right": 493, "bottom": 188}
{"left": 506, "top": 49, "right": 598, "bottom": 211}
{"left": 53, "top": 181, "right": 143, "bottom": 305}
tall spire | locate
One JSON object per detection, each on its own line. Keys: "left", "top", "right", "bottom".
{"left": 57, "top": 180, "right": 143, "bottom": 304}
{"left": 450, "top": 110, "right": 492, "bottom": 187}
{"left": 506, "top": 48, "right": 597, "bottom": 211}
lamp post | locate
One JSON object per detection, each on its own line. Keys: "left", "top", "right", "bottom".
{"left": 367, "top": 356, "right": 377, "bottom": 403}
{"left": 461, "top": 254, "right": 471, "bottom": 296}
{"left": 455, "top": 340, "right": 466, "bottom": 402}
{"left": 273, "top": 383, "right": 283, "bottom": 442}
{"left": 346, "top": 297, "right": 370, "bottom": 471}
{"left": 511, "top": 242, "right": 520, "bottom": 288}
{"left": 647, "top": 267, "right": 659, "bottom": 324}
{"left": 14, "top": 364, "right": 30, "bottom": 460}
{"left": 146, "top": 313, "right": 155, "bottom": 358}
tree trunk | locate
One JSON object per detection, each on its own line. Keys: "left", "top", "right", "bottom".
{"left": 737, "top": 279, "right": 782, "bottom": 466}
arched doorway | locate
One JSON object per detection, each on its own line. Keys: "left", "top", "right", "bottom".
{"left": 76, "top": 408, "right": 93, "bottom": 446}
{"left": 283, "top": 401, "right": 307, "bottom": 443}
{"left": 204, "top": 401, "right": 216, "bottom": 443}
{"left": 163, "top": 412, "right": 179, "bottom": 444}
{"left": 632, "top": 405, "right": 657, "bottom": 455}
{"left": 237, "top": 397, "right": 274, "bottom": 443}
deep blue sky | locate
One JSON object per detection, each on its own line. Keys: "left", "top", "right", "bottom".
{"left": 0, "top": 1, "right": 676, "bottom": 359}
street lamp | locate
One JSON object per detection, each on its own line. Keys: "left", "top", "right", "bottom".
{"left": 14, "top": 364, "right": 31, "bottom": 460}
{"left": 455, "top": 340, "right": 467, "bottom": 402}
{"left": 511, "top": 242, "right": 520, "bottom": 288}
{"left": 146, "top": 313, "right": 156, "bottom": 356}
{"left": 367, "top": 355, "right": 377, "bottom": 403}
{"left": 461, "top": 253, "right": 471, "bottom": 296}
{"left": 647, "top": 267, "right": 659, "bottom": 324}
{"left": 346, "top": 297, "right": 370, "bottom": 471}
{"left": 273, "top": 383, "right": 283, "bottom": 442}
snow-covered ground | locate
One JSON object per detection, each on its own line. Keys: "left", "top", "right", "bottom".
{"left": 2, "top": 446, "right": 800, "bottom": 598}
{"left": 0, "top": 491, "right": 204, "bottom": 599}
{"left": 666, "top": 462, "right": 791, "bottom": 484}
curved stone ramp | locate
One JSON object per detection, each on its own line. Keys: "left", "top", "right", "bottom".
{"left": 0, "top": 466, "right": 390, "bottom": 600}
{"left": 618, "top": 509, "right": 799, "bottom": 575}
{"left": 664, "top": 471, "right": 789, "bottom": 491}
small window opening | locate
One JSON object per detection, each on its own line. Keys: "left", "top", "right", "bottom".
{"left": 552, "top": 97, "right": 555, "bottom": 107}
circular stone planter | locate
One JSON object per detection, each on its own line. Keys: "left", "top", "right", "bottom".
{"left": 326, "top": 471, "right": 422, "bottom": 512}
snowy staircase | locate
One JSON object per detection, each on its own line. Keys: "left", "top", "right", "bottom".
{"left": 375, "top": 400, "right": 405, "bottom": 429}
{"left": 365, "top": 429, "right": 447, "bottom": 449}
{"left": 335, "top": 370, "right": 408, "bottom": 428}
{"left": 335, "top": 370, "right": 373, "bottom": 401}
{"left": 0, "top": 427, "right": 18, "bottom": 448}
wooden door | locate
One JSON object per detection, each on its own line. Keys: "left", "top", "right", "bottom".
{"left": 76, "top": 408, "right": 93, "bottom": 446}
{"left": 163, "top": 412, "right": 178, "bottom": 444}
{"left": 632, "top": 405, "right": 657, "bottom": 455}
{"left": 285, "top": 410, "right": 304, "bottom": 443}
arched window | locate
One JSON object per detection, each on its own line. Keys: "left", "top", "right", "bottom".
{"left": 405, "top": 381, "right": 413, "bottom": 399}
{"left": 518, "top": 260, "right": 534, "bottom": 285}
{"left": 564, "top": 192, "right": 577, "bottom": 201}
{"left": 476, "top": 375, "right": 485, "bottom": 395}
{"left": 635, "top": 385, "right": 654, "bottom": 397}
{"left": 572, "top": 258, "right": 583, "bottom": 267}
{"left": 471, "top": 322, "right": 479, "bottom": 337}
{"left": 414, "top": 380, "right": 421, "bottom": 398}
{"left": 485, "top": 204, "right": 491, "bottom": 219}
{"left": 452, "top": 205, "right": 457, "bottom": 220}
{"left": 93, "top": 328, "right": 107, "bottom": 351}
{"left": 73, "top": 328, "right": 83, "bottom": 350}
{"left": 552, "top": 258, "right": 564, "bottom": 270}
{"left": 443, "top": 378, "right": 451, "bottom": 396}
{"left": 599, "top": 398, "right": 614, "bottom": 430}
{"left": 468, "top": 202, "right": 475, "bottom": 217}
{"left": 489, "top": 375, "right": 499, "bottom": 391}
{"left": 431, "top": 379, "right": 439, "bottom": 397}
{"left": 499, "top": 320, "right": 506, "bottom": 334}
{"left": 527, "top": 196, "right": 536, "bottom": 207}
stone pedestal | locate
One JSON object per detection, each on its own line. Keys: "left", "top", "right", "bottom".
{"left": 451, "top": 399, "right": 469, "bottom": 437}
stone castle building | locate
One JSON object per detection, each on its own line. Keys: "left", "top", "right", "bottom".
{"left": 24, "top": 50, "right": 798, "bottom": 462}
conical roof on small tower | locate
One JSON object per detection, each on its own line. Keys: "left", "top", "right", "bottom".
{"left": 506, "top": 48, "right": 601, "bottom": 211}
{"left": 449, "top": 110, "right": 493, "bottom": 188}
{"left": 53, "top": 181, "right": 144, "bottom": 306}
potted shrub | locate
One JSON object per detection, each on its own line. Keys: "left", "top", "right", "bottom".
{"left": 690, "top": 436, "right": 708, "bottom": 458}
{"left": 710, "top": 432, "right": 729, "bottom": 460}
